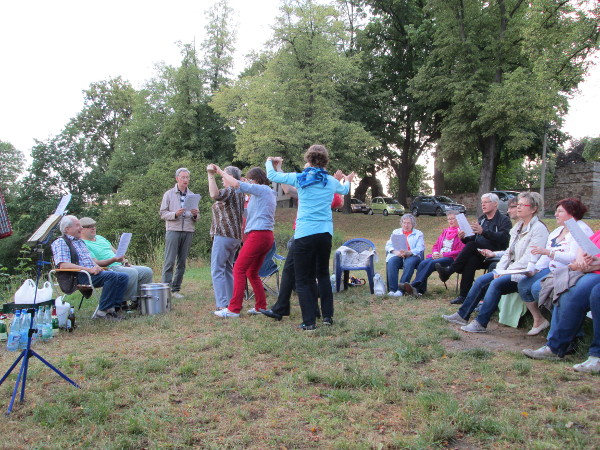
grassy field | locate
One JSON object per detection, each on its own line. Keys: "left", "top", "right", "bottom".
{"left": 0, "top": 210, "right": 599, "bottom": 449}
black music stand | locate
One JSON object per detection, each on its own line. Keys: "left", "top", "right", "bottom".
{"left": 0, "top": 215, "right": 80, "bottom": 414}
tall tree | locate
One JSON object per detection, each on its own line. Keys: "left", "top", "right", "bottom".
{"left": 412, "top": 0, "right": 599, "bottom": 209}
{"left": 0, "top": 141, "right": 25, "bottom": 195}
{"left": 211, "top": 0, "right": 377, "bottom": 172}
{"left": 201, "top": 0, "right": 237, "bottom": 93}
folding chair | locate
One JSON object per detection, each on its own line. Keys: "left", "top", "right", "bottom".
{"left": 48, "top": 268, "right": 100, "bottom": 318}
{"left": 452, "top": 256, "right": 501, "bottom": 293}
{"left": 246, "top": 242, "right": 285, "bottom": 300}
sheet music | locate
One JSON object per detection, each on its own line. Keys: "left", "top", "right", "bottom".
{"left": 115, "top": 233, "right": 132, "bottom": 258}
{"left": 183, "top": 194, "right": 201, "bottom": 211}
{"left": 493, "top": 268, "right": 532, "bottom": 276}
{"left": 565, "top": 218, "right": 600, "bottom": 256}
{"left": 456, "top": 213, "right": 474, "bottom": 237}
{"left": 27, "top": 214, "right": 62, "bottom": 244}
{"left": 392, "top": 233, "right": 408, "bottom": 251}
{"left": 54, "top": 194, "right": 72, "bottom": 216}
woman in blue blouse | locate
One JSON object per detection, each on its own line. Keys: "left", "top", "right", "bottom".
{"left": 266, "top": 145, "right": 354, "bottom": 330}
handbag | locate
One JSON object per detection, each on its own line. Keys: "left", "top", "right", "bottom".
{"left": 56, "top": 271, "right": 79, "bottom": 295}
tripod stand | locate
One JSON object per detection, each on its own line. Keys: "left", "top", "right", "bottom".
{"left": 0, "top": 235, "right": 80, "bottom": 414}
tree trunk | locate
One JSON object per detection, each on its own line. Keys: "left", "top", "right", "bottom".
{"left": 433, "top": 146, "right": 445, "bottom": 194}
{"left": 477, "top": 134, "right": 499, "bottom": 215}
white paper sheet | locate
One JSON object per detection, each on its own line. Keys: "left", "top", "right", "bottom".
{"left": 54, "top": 194, "right": 72, "bottom": 216}
{"left": 115, "top": 233, "right": 132, "bottom": 258}
{"left": 493, "top": 268, "right": 532, "bottom": 276}
{"left": 565, "top": 218, "right": 600, "bottom": 256}
{"left": 392, "top": 234, "right": 408, "bottom": 251}
{"left": 183, "top": 193, "right": 201, "bottom": 211}
{"left": 456, "top": 213, "right": 474, "bottom": 237}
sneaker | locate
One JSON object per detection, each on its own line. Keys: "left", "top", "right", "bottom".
{"left": 247, "top": 308, "right": 260, "bottom": 315}
{"left": 573, "top": 356, "right": 600, "bottom": 373}
{"left": 387, "top": 291, "right": 396, "bottom": 296}
{"left": 392, "top": 291, "right": 404, "bottom": 297}
{"left": 442, "top": 312, "right": 467, "bottom": 326}
{"left": 450, "top": 296, "right": 465, "bottom": 305}
{"left": 522, "top": 345, "right": 561, "bottom": 360}
{"left": 298, "top": 323, "right": 317, "bottom": 331}
{"left": 214, "top": 308, "right": 240, "bottom": 318}
{"left": 172, "top": 292, "right": 184, "bottom": 299}
{"left": 461, "top": 320, "right": 487, "bottom": 333}
{"left": 323, "top": 317, "right": 334, "bottom": 326}
{"left": 92, "top": 309, "right": 109, "bottom": 319}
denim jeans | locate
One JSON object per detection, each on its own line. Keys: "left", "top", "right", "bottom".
{"left": 517, "top": 268, "right": 550, "bottom": 303}
{"left": 546, "top": 273, "right": 600, "bottom": 357}
{"left": 411, "top": 257, "right": 453, "bottom": 294}
{"left": 80, "top": 270, "right": 128, "bottom": 312}
{"left": 387, "top": 254, "right": 422, "bottom": 291}
{"left": 458, "top": 272, "right": 518, "bottom": 326}
{"left": 210, "top": 235, "right": 241, "bottom": 308}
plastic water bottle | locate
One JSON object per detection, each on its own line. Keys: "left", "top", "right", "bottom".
{"left": 6, "top": 310, "right": 22, "bottom": 351}
{"left": 42, "top": 306, "right": 53, "bottom": 340}
{"left": 36, "top": 306, "right": 45, "bottom": 341}
{"left": 330, "top": 275, "right": 336, "bottom": 293}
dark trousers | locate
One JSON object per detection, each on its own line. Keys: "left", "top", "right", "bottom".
{"left": 294, "top": 233, "right": 333, "bottom": 326}
{"left": 450, "top": 241, "right": 488, "bottom": 297}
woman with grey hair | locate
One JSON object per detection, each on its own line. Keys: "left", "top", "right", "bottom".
{"left": 207, "top": 164, "right": 245, "bottom": 310}
{"left": 443, "top": 192, "right": 549, "bottom": 334}
{"left": 385, "top": 213, "right": 425, "bottom": 296}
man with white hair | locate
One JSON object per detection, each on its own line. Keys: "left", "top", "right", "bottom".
{"left": 160, "top": 168, "right": 200, "bottom": 298}
{"left": 436, "top": 192, "right": 512, "bottom": 304}
{"left": 51, "top": 215, "right": 128, "bottom": 320}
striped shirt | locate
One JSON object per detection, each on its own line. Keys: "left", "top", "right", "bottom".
{"left": 210, "top": 187, "right": 244, "bottom": 240}
{"left": 51, "top": 234, "right": 96, "bottom": 268}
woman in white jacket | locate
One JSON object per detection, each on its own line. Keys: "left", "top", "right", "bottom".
{"left": 443, "top": 192, "right": 549, "bottom": 334}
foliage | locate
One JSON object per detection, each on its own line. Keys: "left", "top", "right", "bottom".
{"left": 0, "top": 140, "right": 25, "bottom": 195}
{"left": 211, "top": 0, "right": 377, "bottom": 172}
{"left": 581, "top": 136, "right": 600, "bottom": 161}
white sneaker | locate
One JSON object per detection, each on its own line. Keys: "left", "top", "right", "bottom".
{"left": 172, "top": 292, "right": 184, "bottom": 299}
{"left": 214, "top": 308, "right": 240, "bottom": 318}
{"left": 522, "top": 345, "right": 560, "bottom": 360}
{"left": 442, "top": 312, "right": 467, "bottom": 326}
{"left": 392, "top": 291, "right": 404, "bottom": 297}
{"left": 247, "top": 308, "right": 260, "bottom": 315}
{"left": 461, "top": 320, "right": 487, "bottom": 333}
{"left": 387, "top": 291, "right": 396, "bottom": 296}
{"left": 573, "top": 356, "right": 600, "bottom": 373}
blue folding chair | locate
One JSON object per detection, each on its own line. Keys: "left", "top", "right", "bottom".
{"left": 334, "top": 238, "right": 376, "bottom": 294}
{"left": 246, "top": 242, "right": 285, "bottom": 299}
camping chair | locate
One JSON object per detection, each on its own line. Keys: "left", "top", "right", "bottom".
{"left": 334, "top": 238, "right": 376, "bottom": 294}
{"left": 48, "top": 268, "right": 99, "bottom": 318}
{"left": 246, "top": 242, "right": 285, "bottom": 300}
{"left": 451, "top": 256, "right": 501, "bottom": 293}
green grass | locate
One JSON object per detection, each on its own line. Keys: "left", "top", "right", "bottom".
{"left": 0, "top": 211, "right": 599, "bottom": 448}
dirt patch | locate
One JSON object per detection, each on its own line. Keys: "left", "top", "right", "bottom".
{"left": 442, "top": 321, "right": 548, "bottom": 353}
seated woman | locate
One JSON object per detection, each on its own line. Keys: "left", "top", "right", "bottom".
{"left": 385, "top": 213, "right": 424, "bottom": 297}
{"left": 442, "top": 192, "right": 549, "bottom": 334}
{"left": 518, "top": 198, "right": 592, "bottom": 315}
{"left": 404, "top": 212, "right": 464, "bottom": 296}
{"left": 522, "top": 239, "right": 600, "bottom": 373}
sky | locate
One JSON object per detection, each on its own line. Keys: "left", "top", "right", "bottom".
{"left": 0, "top": 0, "right": 598, "bottom": 158}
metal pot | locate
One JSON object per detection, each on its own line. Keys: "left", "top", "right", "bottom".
{"left": 138, "top": 283, "right": 171, "bottom": 315}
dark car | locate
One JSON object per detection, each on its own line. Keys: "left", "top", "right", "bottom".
{"left": 350, "top": 198, "right": 368, "bottom": 214}
{"left": 411, "top": 195, "right": 466, "bottom": 217}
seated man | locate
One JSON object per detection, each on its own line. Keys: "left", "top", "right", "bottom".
{"left": 436, "top": 192, "right": 512, "bottom": 304}
{"left": 51, "top": 215, "right": 128, "bottom": 320}
{"left": 79, "top": 217, "right": 153, "bottom": 305}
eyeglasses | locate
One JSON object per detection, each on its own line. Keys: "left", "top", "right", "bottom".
{"left": 508, "top": 205, "right": 517, "bottom": 209}
{"left": 82, "top": 225, "right": 96, "bottom": 229}
{"left": 517, "top": 203, "right": 531, "bottom": 208}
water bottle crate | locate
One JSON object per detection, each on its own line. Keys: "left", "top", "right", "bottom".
{"left": 2, "top": 299, "right": 55, "bottom": 314}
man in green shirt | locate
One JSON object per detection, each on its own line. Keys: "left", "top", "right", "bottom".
{"left": 79, "top": 217, "right": 153, "bottom": 304}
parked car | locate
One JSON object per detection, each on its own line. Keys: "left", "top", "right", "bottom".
{"left": 350, "top": 198, "right": 368, "bottom": 214}
{"left": 368, "top": 197, "right": 405, "bottom": 216}
{"left": 411, "top": 195, "right": 466, "bottom": 217}
{"left": 490, "top": 190, "right": 520, "bottom": 214}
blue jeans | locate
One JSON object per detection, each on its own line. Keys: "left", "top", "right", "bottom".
{"left": 411, "top": 257, "right": 453, "bottom": 294}
{"left": 517, "top": 268, "right": 550, "bottom": 303}
{"left": 590, "top": 283, "right": 600, "bottom": 357}
{"left": 387, "top": 255, "right": 422, "bottom": 291}
{"left": 210, "top": 235, "right": 241, "bottom": 308}
{"left": 458, "top": 272, "right": 518, "bottom": 326}
{"left": 546, "top": 273, "right": 600, "bottom": 357}
{"left": 80, "top": 270, "right": 128, "bottom": 312}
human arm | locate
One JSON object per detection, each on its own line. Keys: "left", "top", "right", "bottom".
{"left": 160, "top": 190, "right": 184, "bottom": 221}
{"left": 271, "top": 158, "right": 298, "bottom": 198}
{"left": 206, "top": 164, "right": 221, "bottom": 200}
{"left": 482, "top": 213, "right": 512, "bottom": 248}
{"left": 265, "top": 158, "right": 298, "bottom": 186}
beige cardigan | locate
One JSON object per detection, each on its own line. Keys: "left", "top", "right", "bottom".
{"left": 160, "top": 184, "right": 198, "bottom": 232}
{"left": 497, "top": 216, "right": 549, "bottom": 272}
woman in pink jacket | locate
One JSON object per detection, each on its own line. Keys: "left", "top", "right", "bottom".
{"left": 404, "top": 212, "right": 465, "bottom": 296}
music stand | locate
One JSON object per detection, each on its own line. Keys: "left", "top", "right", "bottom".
{"left": 0, "top": 214, "right": 80, "bottom": 415}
